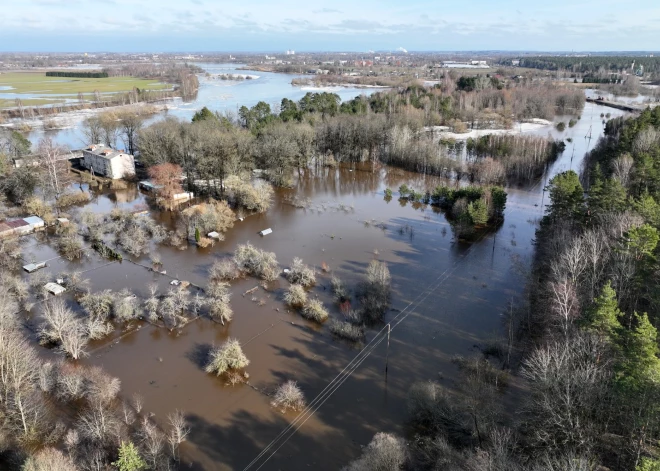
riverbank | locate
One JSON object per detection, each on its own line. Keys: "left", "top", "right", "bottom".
{"left": 0, "top": 101, "right": 171, "bottom": 132}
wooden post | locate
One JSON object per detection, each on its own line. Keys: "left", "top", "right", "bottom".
{"left": 385, "top": 323, "right": 391, "bottom": 379}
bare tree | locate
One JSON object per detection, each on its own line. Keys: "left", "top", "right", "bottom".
{"left": 39, "top": 298, "right": 88, "bottom": 359}
{"left": 167, "top": 410, "right": 190, "bottom": 461}
{"left": 132, "top": 393, "right": 144, "bottom": 415}
{"left": 39, "top": 298, "right": 77, "bottom": 345}
{"left": 117, "top": 109, "right": 144, "bottom": 156}
{"left": 549, "top": 279, "right": 580, "bottom": 337}
{"left": 612, "top": 153, "right": 634, "bottom": 188}
{"left": 139, "top": 416, "right": 166, "bottom": 469}
{"left": 343, "top": 433, "right": 408, "bottom": 471}
{"left": 36, "top": 137, "right": 73, "bottom": 201}
{"left": 76, "top": 401, "right": 122, "bottom": 447}
{"left": 22, "top": 447, "right": 79, "bottom": 471}
{"left": 520, "top": 332, "right": 611, "bottom": 453}
{"left": 82, "top": 116, "right": 103, "bottom": 146}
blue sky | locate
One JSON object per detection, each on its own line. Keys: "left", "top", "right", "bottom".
{"left": 1, "top": 0, "right": 659, "bottom": 52}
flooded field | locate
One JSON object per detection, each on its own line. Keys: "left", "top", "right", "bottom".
{"left": 19, "top": 63, "right": 379, "bottom": 150}
{"left": 12, "top": 101, "right": 625, "bottom": 470}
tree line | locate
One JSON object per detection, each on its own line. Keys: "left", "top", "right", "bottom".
{"left": 136, "top": 81, "right": 579, "bottom": 194}
{"left": 45, "top": 71, "right": 109, "bottom": 78}
{"left": 517, "top": 56, "right": 660, "bottom": 75}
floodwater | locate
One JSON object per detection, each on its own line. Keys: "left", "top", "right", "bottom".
{"left": 22, "top": 63, "right": 380, "bottom": 149}
{"left": 14, "top": 101, "right": 626, "bottom": 470}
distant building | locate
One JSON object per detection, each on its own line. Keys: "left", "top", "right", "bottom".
{"left": 81, "top": 144, "right": 135, "bottom": 179}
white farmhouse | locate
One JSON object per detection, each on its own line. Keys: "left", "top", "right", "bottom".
{"left": 81, "top": 144, "right": 135, "bottom": 179}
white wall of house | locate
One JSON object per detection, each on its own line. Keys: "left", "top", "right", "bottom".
{"left": 82, "top": 151, "right": 135, "bottom": 179}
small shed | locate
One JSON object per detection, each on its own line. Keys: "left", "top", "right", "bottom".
{"left": 23, "top": 261, "right": 47, "bottom": 273}
{"left": 7, "top": 219, "right": 31, "bottom": 235}
{"left": 138, "top": 181, "right": 157, "bottom": 192}
{"left": 259, "top": 228, "right": 273, "bottom": 236}
{"left": 23, "top": 216, "right": 45, "bottom": 230}
{"left": 207, "top": 231, "right": 221, "bottom": 240}
{"left": 172, "top": 192, "right": 194, "bottom": 201}
{"left": 56, "top": 217, "right": 69, "bottom": 225}
{"left": 44, "top": 282, "right": 66, "bottom": 295}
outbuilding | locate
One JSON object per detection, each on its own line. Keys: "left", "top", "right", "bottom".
{"left": 44, "top": 282, "right": 66, "bottom": 295}
{"left": 23, "top": 216, "right": 45, "bottom": 231}
{"left": 6, "top": 219, "right": 31, "bottom": 235}
{"left": 24, "top": 262, "right": 47, "bottom": 273}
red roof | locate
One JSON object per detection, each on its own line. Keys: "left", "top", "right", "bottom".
{"left": 6, "top": 220, "right": 29, "bottom": 228}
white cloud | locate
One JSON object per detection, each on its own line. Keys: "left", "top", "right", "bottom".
{"left": 2, "top": 0, "right": 659, "bottom": 50}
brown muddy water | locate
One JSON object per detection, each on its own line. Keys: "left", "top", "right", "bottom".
{"left": 15, "top": 102, "right": 625, "bottom": 470}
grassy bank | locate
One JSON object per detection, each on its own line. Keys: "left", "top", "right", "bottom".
{"left": 0, "top": 71, "right": 171, "bottom": 108}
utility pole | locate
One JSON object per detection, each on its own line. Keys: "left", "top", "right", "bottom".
{"left": 384, "top": 323, "right": 391, "bottom": 379}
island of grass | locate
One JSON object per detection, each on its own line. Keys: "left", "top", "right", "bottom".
{"left": 0, "top": 71, "right": 172, "bottom": 108}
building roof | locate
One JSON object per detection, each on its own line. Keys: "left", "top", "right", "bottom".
{"left": 0, "top": 223, "right": 11, "bottom": 233}
{"left": 6, "top": 219, "right": 29, "bottom": 228}
{"left": 23, "top": 216, "right": 44, "bottom": 226}
{"left": 44, "top": 282, "right": 66, "bottom": 295}
{"left": 84, "top": 144, "right": 127, "bottom": 160}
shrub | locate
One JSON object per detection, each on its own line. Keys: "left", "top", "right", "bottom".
{"left": 284, "top": 284, "right": 307, "bottom": 308}
{"left": 285, "top": 257, "right": 316, "bottom": 287}
{"left": 207, "top": 281, "right": 233, "bottom": 325}
{"left": 358, "top": 261, "right": 391, "bottom": 323}
{"left": 302, "top": 298, "right": 329, "bottom": 323}
{"left": 80, "top": 290, "right": 114, "bottom": 321}
{"left": 398, "top": 184, "right": 410, "bottom": 197}
{"left": 467, "top": 198, "right": 489, "bottom": 226}
{"left": 205, "top": 339, "right": 250, "bottom": 376}
{"left": 234, "top": 243, "right": 279, "bottom": 281}
{"left": 556, "top": 121, "right": 566, "bottom": 132}
{"left": 56, "top": 192, "right": 91, "bottom": 209}
{"left": 209, "top": 298, "right": 233, "bottom": 325}
{"left": 331, "top": 275, "right": 349, "bottom": 302}
{"left": 197, "top": 236, "right": 214, "bottom": 248}
{"left": 180, "top": 200, "right": 235, "bottom": 238}
{"left": 92, "top": 241, "right": 122, "bottom": 260}
{"left": 227, "top": 178, "right": 274, "bottom": 213}
{"left": 343, "top": 433, "right": 408, "bottom": 471}
{"left": 328, "top": 319, "right": 364, "bottom": 342}
{"left": 22, "top": 196, "right": 52, "bottom": 219}
{"left": 115, "top": 214, "right": 168, "bottom": 256}
{"left": 57, "top": 234, "right": 85, "bottom": 261}
{"left": 271, "top": 380, "right": 306, "bottom": 412}
{"left": 406, "top": 381, "right": 465, "bottom": 436}
{"left": 568, "top": 118, "right": 577, "bottom": 128}
{"left": 384, "top": 188, "right": 393, "bottom": 198}
{"left": 210, "top": 258, "right": 240, "bottom": 281}
{"left": 113, "top": 289, "right": 141, "bottom": 322}
{"left": 22, "top": 447, "right": 79, "bottom": 471}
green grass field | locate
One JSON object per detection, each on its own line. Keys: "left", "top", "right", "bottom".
{"left": 0, "top": 72, "right": 172, "bottom": 109}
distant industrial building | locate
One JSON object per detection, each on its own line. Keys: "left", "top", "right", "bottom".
{"left": 81, "top": 144, "right": 135, "bottom": 179}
